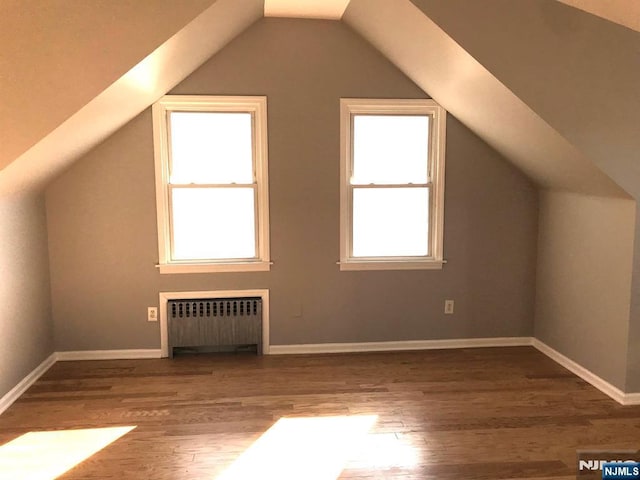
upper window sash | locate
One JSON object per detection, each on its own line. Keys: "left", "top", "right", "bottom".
{"left": 351, "top": 113, "right": 431, "bottom": 185}
{"left": 167, "top": 111, "right": 255, "bottom": 185}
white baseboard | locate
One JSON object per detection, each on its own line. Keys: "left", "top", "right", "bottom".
{"left": 4, "top": 340, "right": 640, "bottom": 417}
{"left": 531, "top": 339, "right": 638, "bottom": 405}
{"left": 0, "top": 352, "right": 56, "bottom": 415}
{"left": 269, "top": 336, "right": 533, "bottom": 355}
{"left": 271, "top": 337, "right": 640, "bottom": 406}
{"left": 623, "top": 393, "right": 640, "bottom": 405}
{"left": 56, "top": 349, "right": 162, "bottom": 361}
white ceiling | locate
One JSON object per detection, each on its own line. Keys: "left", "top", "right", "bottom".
{"left": 264, "top": 0, "right": 351, "bottom": 19}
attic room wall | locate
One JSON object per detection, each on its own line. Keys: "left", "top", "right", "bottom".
{"left": 535, "top": 192, "right": 635, "bottom": 389}
{"left": 45, "top": 18, "right": 538, "bottom": 351}
{"left": 625, "top": 216, "right": 640, "bottom": 392}
{"left": 0, "top": 193, "right": 54, "bottom": 398}
{"left": 411, "top": 0, "right": 640, "bottom": 390}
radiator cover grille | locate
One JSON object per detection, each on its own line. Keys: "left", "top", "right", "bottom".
{"left": 168, "top": 297, "right": 262, "bottom": 357}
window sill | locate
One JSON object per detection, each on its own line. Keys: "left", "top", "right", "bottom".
{"left": 338, "top": 260, "right": 445, "bottom": 271}
{"left": 157, "top": 261, "right": 271, "bottom": 274}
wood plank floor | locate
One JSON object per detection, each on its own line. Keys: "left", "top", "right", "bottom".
{"left": 1, "top": 346, "right": 639, "bottom": 479}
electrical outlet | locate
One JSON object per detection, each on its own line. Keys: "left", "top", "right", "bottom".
{"left": 147, "top": 307, "right": 158, "bottom": 322}
{"left": 444, "top": 300, "right": 454, "bottom": 315}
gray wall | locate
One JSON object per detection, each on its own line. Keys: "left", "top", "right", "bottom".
{"left": 626, "top": 208, "right": 640, "bottom": 391}
{"left": 45, "top": 19, "right": 538, "bottom": 351}
{"left": 535, "top": 192, "right": 635, "bottom": 389}
{"left": 0, "top": 192, "right": 54, "bottom": 398}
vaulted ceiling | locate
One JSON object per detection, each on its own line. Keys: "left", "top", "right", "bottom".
{"left": 1, "top": 0, "right": 637, "bottom": 199}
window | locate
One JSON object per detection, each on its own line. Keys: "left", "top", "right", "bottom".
{"left": 339, "top": 98, "right": 446, "bottom": 271}
{"left": 152, "top": 95, "right": 270, "bottom": 273}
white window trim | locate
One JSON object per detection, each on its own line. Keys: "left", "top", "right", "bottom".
{"left": 152, "top": 95, "right": 270, "bottom": 274}
{"left": 339, "top": 98, "right": 446, "bottom": 271}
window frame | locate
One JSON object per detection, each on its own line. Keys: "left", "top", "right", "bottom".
{"left": 339, "top": 98, "right": 446, "bottom": 271}
{"left": 152, "top": 95, "right": 270, "bottom": 274}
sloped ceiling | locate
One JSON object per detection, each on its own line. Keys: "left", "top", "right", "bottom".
{"left": 411, "top": 0, "right": 640, "bottom": 198}
{"left": 0, "top": 0, "right": 262, "bottom": 196}
{"left": 0, "top": 0, "right": 632, "bottom": 199}
{"left": 0, "top": 0, "right": 216, "bottom": 171}
{"left": 344, "top": 0, "right": 626, "bottom": 197}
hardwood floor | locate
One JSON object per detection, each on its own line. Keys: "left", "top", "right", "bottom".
{"left": 1, "top": 346, "right": 639, "bottom": 479}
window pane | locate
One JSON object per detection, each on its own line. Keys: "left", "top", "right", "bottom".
{"left": 352, "top": 115, "right": 429, "bottom": 185}
{"left": 352, "top": 187, "right": 429, "bottom": 257}
{"left": 169, "top": 112, "right": 253, "bottom": 184}
{"left": 171, "top": 188, "right": 256, "bottom": 260}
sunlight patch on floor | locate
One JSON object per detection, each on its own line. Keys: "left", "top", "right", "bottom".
{"left": 0, "top": 425, "right": 136, "bottom": 480}
{"left": 216, "top": 415, "right": 378, "bottom": 480}
{"left": 349, "top": 432, "right": 421, "bottom": 468}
